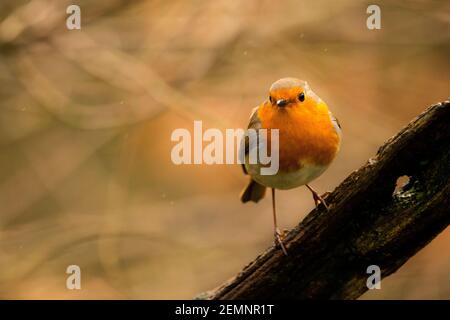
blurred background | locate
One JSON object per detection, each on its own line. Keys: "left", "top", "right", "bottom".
{"left": 0, "top": 0, "right": 448, "bottom": 299}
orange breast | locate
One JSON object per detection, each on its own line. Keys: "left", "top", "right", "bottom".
{"left": 257, "top": 101, "right": 340, "bottom": 172}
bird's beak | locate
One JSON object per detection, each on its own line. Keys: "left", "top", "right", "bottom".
{"left": 276, "top": 99, "right": 288, "bottom": 107}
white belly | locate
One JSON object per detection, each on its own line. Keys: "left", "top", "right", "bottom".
{"left": 245, "top": 162, "right": 328, "bottom": 190}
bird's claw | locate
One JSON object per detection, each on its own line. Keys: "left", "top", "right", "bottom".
{"left": 274, "top": 228, "right": 288, "bottom": 256}
{"left": 312, "top": 191, "right": 329, "bottom": 211}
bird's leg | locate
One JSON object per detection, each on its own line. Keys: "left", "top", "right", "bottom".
{"left": 272, "top": 188, "right": 288, "bottom": 256}
{"left": 306, "top": 184, "right": 329, "bottom": 210}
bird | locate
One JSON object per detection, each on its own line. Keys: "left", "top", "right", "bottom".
{"left": 239, "top": 77, "right": 342, "bottom": 255}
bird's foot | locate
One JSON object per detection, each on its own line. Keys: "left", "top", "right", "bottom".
{"left": 274, "top": 228, "right": 288, "bottom": 256}
{"left": 312, "top": 190, "right": 329, "bottom": 211}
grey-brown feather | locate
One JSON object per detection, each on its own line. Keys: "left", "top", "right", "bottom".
{"left": 269, "top": 78, "right": 307, "bottom": 91}
{"left": 329, "top": 111, "right": 342, "bottom": 139}
{"left": 240, "top": 106, "right": 262, "bottom": 175}
{"left": 240, "top": 179, "right": 266, "bottom": 203}
{"left": 239, "top": 107, "right": 267, "bottom": 202}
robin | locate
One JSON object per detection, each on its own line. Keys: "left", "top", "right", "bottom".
{"left": 240, "top": 77, "right": 342, "bottom": 255}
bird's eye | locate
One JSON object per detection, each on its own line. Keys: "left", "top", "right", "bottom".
{"left": 298, "top": 92, "right": 305, "bottom": 102}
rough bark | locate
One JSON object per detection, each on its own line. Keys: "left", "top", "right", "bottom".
{"left": 205, "top": 100, "right": 450, "bottom": 300}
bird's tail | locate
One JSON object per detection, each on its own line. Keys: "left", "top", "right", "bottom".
{"left": 240, "top": 179, "right": 266, "bottom": 203}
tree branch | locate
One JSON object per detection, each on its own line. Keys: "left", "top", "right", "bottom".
{"left": 205, "top": 100, "right": 450, "bottom": 300}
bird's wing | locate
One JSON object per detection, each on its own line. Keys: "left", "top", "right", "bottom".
{"left": 248, "top": 106, "right": 262, "bottom": 130}
{"left": 329, "top": 111, "right": 342, "bottom": 138}
{"left": 240, "top": 106, "right": 262, "bottom": 175}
